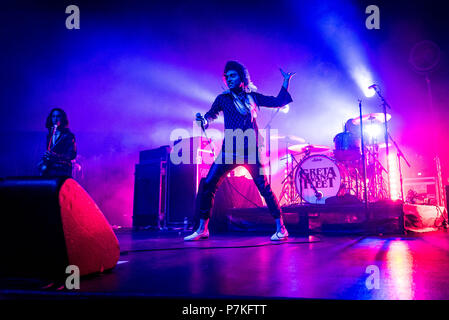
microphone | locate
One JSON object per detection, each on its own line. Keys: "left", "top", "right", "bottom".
{"left": 196, "top": 113, "right": 205, "bottom": 130}
{"left": 368, "top": 84, "right": 377, "bottom": 89}
{"left": 52, "top": 121, "right": 60, "bottom": 131}
{"left": 51, "top": 124, "right": 58, "bottom": 136}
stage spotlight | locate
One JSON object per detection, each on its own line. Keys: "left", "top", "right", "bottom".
{"left": 364, "top": 123, "right": 382, "bottom": 139}
{"left": 365, "top": 87, "right": 376, "bottom": 98}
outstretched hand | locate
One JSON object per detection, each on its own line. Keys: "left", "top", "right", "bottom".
{"left": 280, "top": 68, "right": 296, "bottom": 80}
{"left": 280, "top": 68, "right": 296, "bottom": 90}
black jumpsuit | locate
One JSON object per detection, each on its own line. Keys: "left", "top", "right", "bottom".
{"left": 196, "top": 86, "right": 293, "bottom": 220}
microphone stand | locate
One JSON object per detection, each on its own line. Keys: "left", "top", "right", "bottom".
{"left": 200, "top": 121, "right": 216, "bottom": 158}
{"left": 264, "top": 108, "right": 281, "bottom": 185}
{"left": 373, "top": 86, "right": 392, "bottom": 199}
{"left": 388, "top": 132, "right": 411, "bottom": 202}
{"left": 280, "top": 151, "right": 323, "bottom": 204}
{"left": 358, "top": 100, "right": 369, "bottom": 219}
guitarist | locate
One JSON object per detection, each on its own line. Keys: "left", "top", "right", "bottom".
{"left": 39, "top": 108, "right": 77, "bottom": 177}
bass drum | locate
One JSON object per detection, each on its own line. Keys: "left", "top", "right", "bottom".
{"left": 294, "top": 154, "right": 346, "bottom": 204}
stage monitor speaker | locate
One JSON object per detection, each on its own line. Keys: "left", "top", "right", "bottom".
{"left": 403, "top": 203, "right": 447, "bottom": 232}
{"left": 0, "top": 177, "right": 120, "bottom": 279}
{"left": 403, "top": 177, "right": 438, "bottom": 205}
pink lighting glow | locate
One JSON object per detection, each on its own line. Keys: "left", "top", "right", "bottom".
{"left": 388, "top": 153, "right": 401, "bottom": 200}
{"left": 386, "top": 241, "right": 415, "bottom": 300}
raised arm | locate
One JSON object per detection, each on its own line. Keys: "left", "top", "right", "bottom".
{"left": 251, "top": 87, "right": 293, "bottom": 108}
{"left": 251, "top": 68, "right": 295, "bottom": 108}
{"left": 280, "top": 68, "right": 296, "bottom": 91}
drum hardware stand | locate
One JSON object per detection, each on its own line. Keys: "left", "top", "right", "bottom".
{"left": 264, "top": 108, "right": 281, "bottom": 186}
{"left": 279, "top": 151, "right": 300, "bottom": 205}
{"left": 358, "top": 100, "right": 369, "bottom": 218}
{"left": 292, "top": 149, "right": 313, "bottom": 203}
{"left": 280, "top": 149, "right": 323, "bottom": 205}
{"left": 279, "top": 164, "right": 296, "bottom": 205}
{"left": 286, "top": 141, "right": 295, "bottom": 204}
{"left": 341, "top": 161, "right": 360, "bottom": 199}
{"left": 365, "top": 144, "right": 388, "bottom": 201}
{"left": 388, "top": 132, "right": 411, "bottom": 202}
{"left": 372, "top": 86, "right": 392, "bottom": 199}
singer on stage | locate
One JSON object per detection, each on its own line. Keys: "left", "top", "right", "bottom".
{"left": 38, "top": 108, "right": 77, "bottom": 177}
{"left": 184, "top": 61, "right": 295, "bottom": 241}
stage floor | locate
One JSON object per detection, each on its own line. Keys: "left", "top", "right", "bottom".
{"left": 2, "top": 229, "right": 449, "bottom": 300}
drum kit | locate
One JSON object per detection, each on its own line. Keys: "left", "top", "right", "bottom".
{"left": 277, "top": 112, "right": 392, "bottom": 205}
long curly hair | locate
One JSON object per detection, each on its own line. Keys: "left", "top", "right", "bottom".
{"left": 223, "top": 60, "right": 257, "bottom": 92}
{"left": 45, "top": 108, "right": 69, "bottom": 131}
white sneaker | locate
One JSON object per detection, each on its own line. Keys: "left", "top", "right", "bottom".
{"left": 270, "top": 228, "right": 289, "bottom": 241}
{"left": 184, "top": 230, "right": 209, "bottom": 241}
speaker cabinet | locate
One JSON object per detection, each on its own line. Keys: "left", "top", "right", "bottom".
{"left": 167, "top": 162, "right": 197, "bottom": 225}
{"left": 166, "top": 137, "right": 212, "bottom": 226}
{"left": 0, "top": 177, "right": 120, "bottom": 279}
{"left": 133, "top": 162, "right": 166, "bottom": 228}
{"left": 132, "top": 146, "right": 169, "bottom": 228}
{"left": 134, "top": 140, "right": 214, "bottom": 227}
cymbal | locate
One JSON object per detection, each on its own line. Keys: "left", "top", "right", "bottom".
{"left": 271, "top": 134, "right": 306, "bottom": 144}
{"left": 288, "top": 144, "right": 331, "bottom": 154}
{"left": 351, "top": 113, "right": 391, "bottom": 125}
